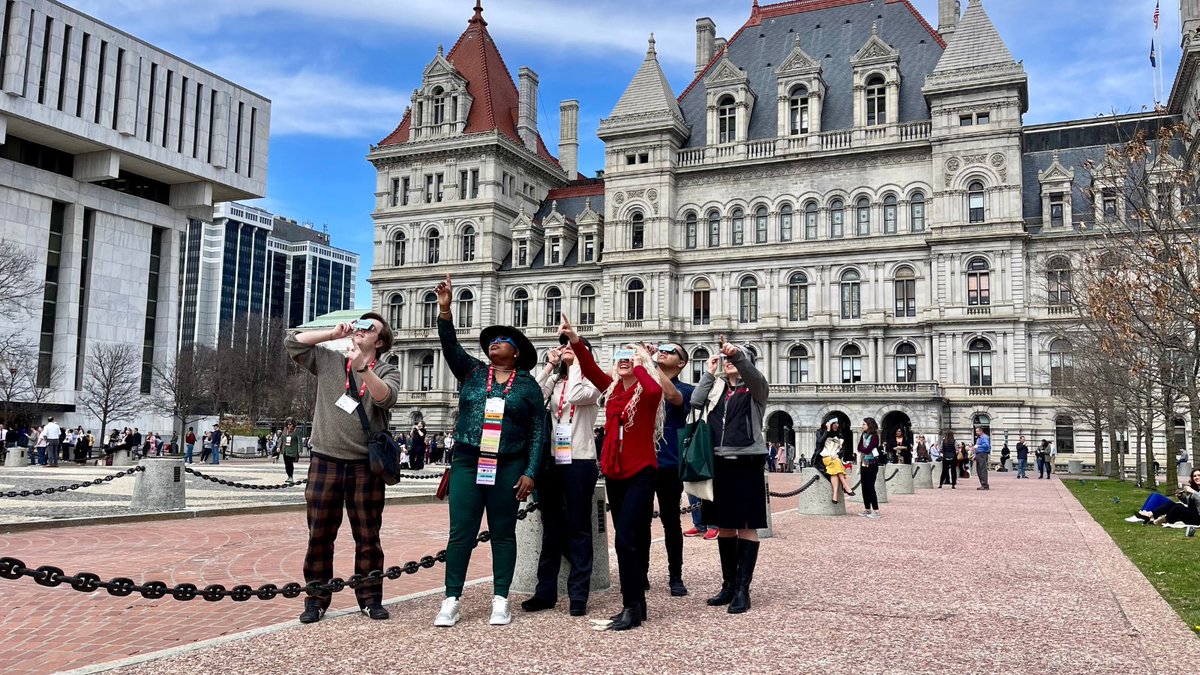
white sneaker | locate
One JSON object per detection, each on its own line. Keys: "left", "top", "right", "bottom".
{"left": 489, "top": 595, "right": 512, "bottom": 625}
{"left": 859, "top": 511, "right": 872, "bottom": 517}
{"left": 1124, "top": 515, "right": 1144, "bottom": 523}
{"left": 866, "top": 512, "right": 882, "bottom": 519}
{"left": 434, "top": 596, "right": 461, "bottom": 627}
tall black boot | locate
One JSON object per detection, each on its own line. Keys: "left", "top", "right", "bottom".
{"left": 728, "top": 539, "right": 760, "bottom": 614}
{"left": 706, "top": 537, "right": 739, "bottom": 606}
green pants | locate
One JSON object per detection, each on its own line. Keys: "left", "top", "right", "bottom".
{"left": 444, "top": 451, "right": 526, "bottom": 598}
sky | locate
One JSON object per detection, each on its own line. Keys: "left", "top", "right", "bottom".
{"left": 71, "top": 0, "right": 1186, "bottom": 305}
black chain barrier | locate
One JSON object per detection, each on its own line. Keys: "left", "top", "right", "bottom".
{"left": 396, "top": 472, "right": 443, "bottom": 480}
{"left": 885, "top": 469, "right": 899, "bottom": 482}
{"left": 183, "top": 467, "right": 307, "bottom": 490}
{"left": 913, "top": 466, "right": 920, "bottom": 479}
{"left": 768, "top": 475, "right": 821, "bottom": 499}
{"left": 0, "top": 466, "right": 144, "bottom": 498}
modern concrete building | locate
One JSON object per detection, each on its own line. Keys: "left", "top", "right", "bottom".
{"left": 369, "top": 0, "right": 1196, "bottom": 455}
{"left": 0, "top": 0, "right": 269, "bottom": 427}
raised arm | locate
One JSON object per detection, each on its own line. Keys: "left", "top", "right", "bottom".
{"left": 690, "top": 354, "right": 720, "bottom": 409}
{"left": 435, "top": 273, "right": 482, "bottom": 382}
{"left": 726, "top": 345, "right": 768, "bottom": 404}
{"left": 565, "top": 363, "right": 602, "bottom": 406}
{"left": 560, "top": 313, "right": 611, "bottom": 392}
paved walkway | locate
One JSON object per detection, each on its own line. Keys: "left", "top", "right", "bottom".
{"left": 1, "top": 472, "right": 1197, "bottom": 674}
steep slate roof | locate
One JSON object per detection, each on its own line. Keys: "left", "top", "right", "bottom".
{"left": 930, "top": 0, "right": 1012, "bottom": 74}
{"left": 378, "top": 3, "right": 558, "bottom": 165}
{"left": 609, "top": 36, "right": 685, "bottom": 123}
{"left": 678, "top": 0, "right": 945, "bottom": 148}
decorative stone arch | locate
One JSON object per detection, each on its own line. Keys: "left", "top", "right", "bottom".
{"left": 686, "top": 272, "right": 718, "bottom": 290}
{"left": 886, "top": 261, "right": 921, "bottom": 279}
{"left": 886, "top": 336, "right": 924, "bottom": 356}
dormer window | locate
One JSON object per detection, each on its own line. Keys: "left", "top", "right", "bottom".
{"left": 717, "top": 96, "right": 737, "bottom": 144}
{"left": 788, "top": 86, "right": 810, "bottom": 135}
{"left": 517, "top": 240, "right": 528, "bottom": 267}
{"left": 583, "top": 234, "right": 595, "bottom": 262}
{"left": 865, "top": 76, "right": 886, "bottom": 126}
{"left": 432, "top": 87, "right": 447, "bottom": 124}
{"left": 549, "top": 237, "right": 561, "bottom": 264}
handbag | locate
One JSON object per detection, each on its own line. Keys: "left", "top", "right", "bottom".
{"left": 348, "top": 369, "right": 401, "bottom": 485}
{"left": 679, "top": 406, "right": 715, "bottom": 500}
{"left": 436, "top": 468, "right": 451, "bottom": 500}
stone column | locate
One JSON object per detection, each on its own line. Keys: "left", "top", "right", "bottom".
{"left": 510, "top": 480, "right": 610, "bottom": 596}
{"left": 797, "top": 467, "right": 846, "bottom": 516}
{"left": 130, "top": 458, "right": 186, "bottom": 512}
{"left": 889, "top": 463, "right": 916, "bottom": 495}
{"left": 847, "top": 463, "right": 889, "bottom": 504}
{"left": 913, "top": 462, "right": 934, "bottom": 489}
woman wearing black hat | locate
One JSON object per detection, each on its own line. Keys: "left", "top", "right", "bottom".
{"left": 432, "top": 274, "right": 544, "bottom": 628}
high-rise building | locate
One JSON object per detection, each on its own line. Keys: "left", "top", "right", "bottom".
{"left": 177, "top": 202, "right": 359, "bottom": 350}
{"left": 0, "top": 0, "right": 269, "bottom": 428}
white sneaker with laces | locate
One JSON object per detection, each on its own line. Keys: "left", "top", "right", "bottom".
{"left": 866, "top": 511, "right": 882, "bottom": 519}
{"left": 434, "top": 596, "right": 461, "bottom": 627}
{"left": 859, "top": 511, "right": 872, "bottom": 517}
{"left": 489, "top": 595, "right": 512, "bottom": 625}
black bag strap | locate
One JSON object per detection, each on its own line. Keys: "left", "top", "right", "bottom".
{"left": 346, "top": 365, "right": 375, "bottom": 437}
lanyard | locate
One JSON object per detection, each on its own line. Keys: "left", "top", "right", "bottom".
{"left": 344, "top": 359, "right": 376, "bottom": 396}
{"left": 556, "top": 379, "right": 575, "bottom": 423}
{"left": 486, "top": 365, "right": 516, "bottom": 398}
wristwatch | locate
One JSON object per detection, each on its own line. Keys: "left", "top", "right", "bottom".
{"left": 356, "top": 365, "right": 369, "bottom": 373}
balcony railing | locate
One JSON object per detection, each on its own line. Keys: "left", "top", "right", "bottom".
{"left": 969, "top": 387, "right": 994, "bottom": 396}
{"left": 1048, "top": 305, "right": 1073, "bottom": 315}
{"left": 674, "top": 121, "right": 932, "bottom": 168}
{"left": 769, "top": 382, "right": 942, "bottom": 396}
{"left": 966, "top": 306, "right": 991, "bottom": 316}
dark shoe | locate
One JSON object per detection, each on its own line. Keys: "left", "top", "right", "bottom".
{"left": 669, "top": 578, "right": 688, "bottom": 597}
{"left": 363, "top": 603, "right": 389, "bottom": 620}
{"left": 707, "top": 537, "right": 739, "bottom": 606}
{"left": 609, "top": 602, "right": 646, "bottom": 622}
{"left": 520, "top": 596, "right": 556, "bottom": 613}
{"left": 610, "top": 607, "right": 642, "bottom": 631}
{"left": 299, "top": 598, "right": 326, "bottom": 624}
{"left": 845, "top": 491, "right": 855, "bottom": 497}
{"left": 728, "top": 539, "right": 760, "bottom": 614}
{"left": 569, "top": 600, "right": 587, "bottom": 617}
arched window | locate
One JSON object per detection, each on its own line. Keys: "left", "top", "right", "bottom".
{"left": 788, "top": 272, "right": 809, "bottom": 321}
{"left": 865, "top": 75, "right": 887, "bottom": 126}
{"left": 973, "top": 413, "right": 992, "bottom": 437}
{"left": 1049, "top": 338, "right": 1073, "bottom": 390}
{"left": 426, "top": 228, "right": 441, "bottom": 264}
{"left": 579, "top": 285, "right": 597, "bottom": 326}
{"left": 392, "top": 231, "right": 406, "bottom": 267}
{"left": 544, "top": 287, "right": 562, "bottom": 326}
{"left": 910, "top": 191, "right": 926, "bottom": 232}
{"left": 1047, "top": 257, "right": 1071, "bottom": 306}
{"left": 830, "top": 199, "right": 845, "bottom": 238}
{"left": 855, "top": 197, "right": 871, "bottom": 236}
{"left": 431, "top": 86, "right": 446, "bottom": 125}
{"left": 840, "top": 269, "right": 861, "bottom": 319}
{"left": 631, "top": 212, "right": 645, "bottom": 250}
{"left": 968, "top": 181, "right": 986, "bottom": 223}
{"left": 461, "top": 225, "right": 476, "bottom": 262}
{"left": 968, "top": 338, "right": 993, "bottom": 387}
{"left": 895, "top": 342, "right": 918, "bottom": 383}
{"left": 707, "top": 210, "right": 721, "bottom": 247}
{"left": 684, "top": 211, "right": 698, "bottom": 250}
{"left": 422, "top": 291, "right": 438, "bottom": 328}
{"left": 788, "top": 345, "right": 810, "bottom": 384}
{"left": 456, "top": 289, "right": 474, "bottom": 329}
{"left": 966, "top": 257, "right": 991, "bottom": 306}
{"left": 754, "top": 206, "right": 768, "bottom": 244}
{"left": 779, "top": 203, "right": 793, "bottom": 242}
{"left": 739, "top": 276, "right": 759, "bottom": 323}
{"left": 804, "top": 201, "right": 819, "bottom": 239}
{"left": 717, "top": 95, "right": 737, "bottom": 143}
{"left": 841, "top": 344, "right": 863, "bottom": 383}
{"left": 883, "top": 194, "right": 898, "bottom": 233}
{"left": 894, "top": 266, "right": 916, "bottom": 317}
{"left": 692, "top": 279, "right": 711, "bottom": 326}
{"left": 789, "top": 85, "right": 810, "bottom": 135}
{"left": 731, "top": 208, "right": 745, "bottom": 246}
{"left": 1055, "top": 415, "right": 1075, "bottom": 454}
{"left": 388, "top": 293, "right": 404, "bottom": 329}
{"left": 512, "top": 288, "right": 529, "bottom": 327}
{"left": 418, "top": 353, "right": 434, "bottom": 391}
{"left": 691, "top": 347, "right": 710, "bottom": 384}
{"left": 626, "top": 279, "right": 645, "bottom": 321}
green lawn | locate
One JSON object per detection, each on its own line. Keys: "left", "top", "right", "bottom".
{"left": 1065, "top": 479, "right": 1200, "bottom": 630}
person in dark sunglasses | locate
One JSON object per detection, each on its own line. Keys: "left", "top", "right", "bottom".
{"left": 645, "top": 343, "right": 693, "bottom": 597}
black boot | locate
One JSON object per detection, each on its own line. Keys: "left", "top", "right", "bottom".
{"left": 728, "top": 539, "right": 760, "bottom": 614}
{"left": 610, "top": 606, "right": 642, "bottom": 631}
{"left": 608, "top": 601, "right": 646, "bottom": 622}
{"left": 706, "top": 537, "right": 739, "bottom": 606}
{"left": 299, "top": 597, "right": 326, "bottom": 624}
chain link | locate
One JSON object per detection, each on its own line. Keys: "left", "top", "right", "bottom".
{"left": 183, "top": 467, "right": 307, "bottom": 490}
{"left": 0, "top": 466, "right": 144, "bottom": 498}
{"left": 885, "top": 469, "right": 899, "bottom": 482}
{"left": 396, "top": 472, "right": 443, "bottom": 480}
{"left": 768, "top": 475, "right": 821, "bottom": 499}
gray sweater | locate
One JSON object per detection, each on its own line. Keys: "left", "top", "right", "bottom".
{"left": 286, "top": 335, "right": 402, "bottom": 461}
{"left": 689, "top": 348, "right": 769, "bottom": 458}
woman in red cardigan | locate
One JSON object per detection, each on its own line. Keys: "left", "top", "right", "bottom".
{"left": 559, "top": 314, "right": 663, "bottom": 631}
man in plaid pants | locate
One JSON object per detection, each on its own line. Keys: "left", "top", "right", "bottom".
{"left": 286, "top": 312, "right": 403, "bottom": 623}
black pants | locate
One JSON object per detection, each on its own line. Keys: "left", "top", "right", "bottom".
{"left": 533, "top": 459, "right": 599, "bottom": 604}
{"left": 939, "top": 459, "right": 957, "bottom": 487}
{"left": 411, "top": 448, "right": 425, "bottom": 470}
{"left": 860, "top": 464, "right": 880, "bottom": 510}
{"left": 606, "top": 467, "right": 655, "bottom": 609}
{"left": 1160, "top": 503, "right": 1200, "bottom": 525}
{"left": 643, "top": 466, "right": 684, "bottom": 583}
{"left": 284, "top": 454, "right": 297, "bottom": 480}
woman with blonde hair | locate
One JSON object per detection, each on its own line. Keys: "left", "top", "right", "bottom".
{"left": 560, "top": 314, "right": 663, "bottom": 631}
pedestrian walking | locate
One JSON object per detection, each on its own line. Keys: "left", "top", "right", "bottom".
{"left": 287, "top": 311, "right": 402, "bottom": 624}
{"left": 280, "top": 419, "right": 304, "bottom": 481}
{"left": 938, "top": 431, "right": 958, "bottom": 488}
{"left": 857, "top": 418, "right": 883, "bottom": 518}
{"left": 1016, "top": 436, "right": 1029, "bottom": 478}
{"left": 973, "top": 427, "right": 991, "bottom": 490}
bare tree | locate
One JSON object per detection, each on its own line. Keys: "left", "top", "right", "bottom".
{"left": 0, "top": 334, "right": 33, "bottom": 422}
{"left": 151, "top": 349, "right": 209, "bottom": 435}
{"left": 77, "top": 343, "right": 144, "bottom": 441}
{"left": 0, "top": 239, "right": 43, "bottom": 321}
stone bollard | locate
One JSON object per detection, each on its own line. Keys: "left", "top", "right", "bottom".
{"left": 130, "top": 458, "right": 186, "bottom": 512}
{"left": 1067, "top": 459, "right": 1083, "bottom": 474}
{"left": 1182, "top": 462, "right": 1193, "bottom": 482}
{"left": 112, "top": 449, "right": 134, "bottom": 467}
{"left": 913, "top": 462, "right": 934, "bottom": 489}
{"left": 797, "top": 468, "right": 846, "bottom": 516}
{"left": 888, "top": 463, "right": 916, "bottom": 495}
{"left": 4, "top": 447, "right": 28, "bottom": 467}
{"left": 510, "top": 480, "right": 610, "bottom": 597}
{"left": 758, "top": 470, "right": 773, "bottom": 539}
{"left": 847, "top": 464, "right": 889, "bottom": 504}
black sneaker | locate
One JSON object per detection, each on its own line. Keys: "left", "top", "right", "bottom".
{"left": 669, "top": 579, "right": 688, "bottom": 597}
{"left": 299, "top": 600, "right": 326, "bottom": 624}
{"left": 520, "top": 596, "right": 556, "bottom": 613}
{"left": 363, "top": 604, "right": 389, "bottom": 620}
{"left": 569, "top": 600, "right": 587, "bottom": 616}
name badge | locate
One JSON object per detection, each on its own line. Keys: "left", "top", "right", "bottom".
{"left": 554, "top": 423, "right": 572, "bottom": 465}
{"left": 477, "top": 397, "right": 505, "bottom": 485}
{"left": 335, "top": 394, "right": 359, "bottom": 414}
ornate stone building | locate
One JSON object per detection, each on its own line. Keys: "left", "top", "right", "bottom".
{"left": 368, "top": 0, "right": 1198, "bottom": 456}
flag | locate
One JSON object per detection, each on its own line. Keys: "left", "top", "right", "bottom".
{"left": 1150, "top": 38, "right": 1157, "bottom": 67}
{"left": 1153, "top": 1, "right": 1160, "bottom": 29}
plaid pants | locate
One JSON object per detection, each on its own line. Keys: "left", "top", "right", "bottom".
{"left": 303, "top": 455, "right": 386, "bottom": 609}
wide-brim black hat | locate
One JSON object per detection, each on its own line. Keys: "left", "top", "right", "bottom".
{"left": 479, "top": 325, "right": 537, "bottom": 372}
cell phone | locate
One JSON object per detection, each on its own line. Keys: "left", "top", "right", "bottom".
{"left": 614, "top": 348, "right": 636, "bottom": 361}
{"left": 351, "top": 319, "right": 374, "bottom": 331}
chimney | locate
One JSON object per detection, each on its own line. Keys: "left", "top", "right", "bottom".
{"left": 714, "top": 36, "right": 728, "bottom": 54}
{"left": 938, "top": 0, "right": 961, "bottom": 40}
{"left": 695, "top": 17, "right": 716, "bottom": 75}
{"left": 517, "top": 66, "right": 539, "bottom": 153}
{"left": 559, "top": 100, "right": 579, "bottom": 180}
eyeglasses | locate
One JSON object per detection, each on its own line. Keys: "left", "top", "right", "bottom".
{"left": 490, "top": 337, "right": 518, "bottom": 348}
{"left": 656, "top": 344, "right": 678, "bottom": 354}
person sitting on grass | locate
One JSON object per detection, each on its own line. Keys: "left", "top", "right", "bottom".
{"left": 1128, "top": 469, "right": 1200, "bottom": 526}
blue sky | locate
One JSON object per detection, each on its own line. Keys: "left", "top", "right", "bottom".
{"left": 72, "top": 0, "right": 1184, "bottom": 304}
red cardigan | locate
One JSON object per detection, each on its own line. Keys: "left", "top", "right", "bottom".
{"left": 575, "top": 345, "right": 662, "bottom": 480}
